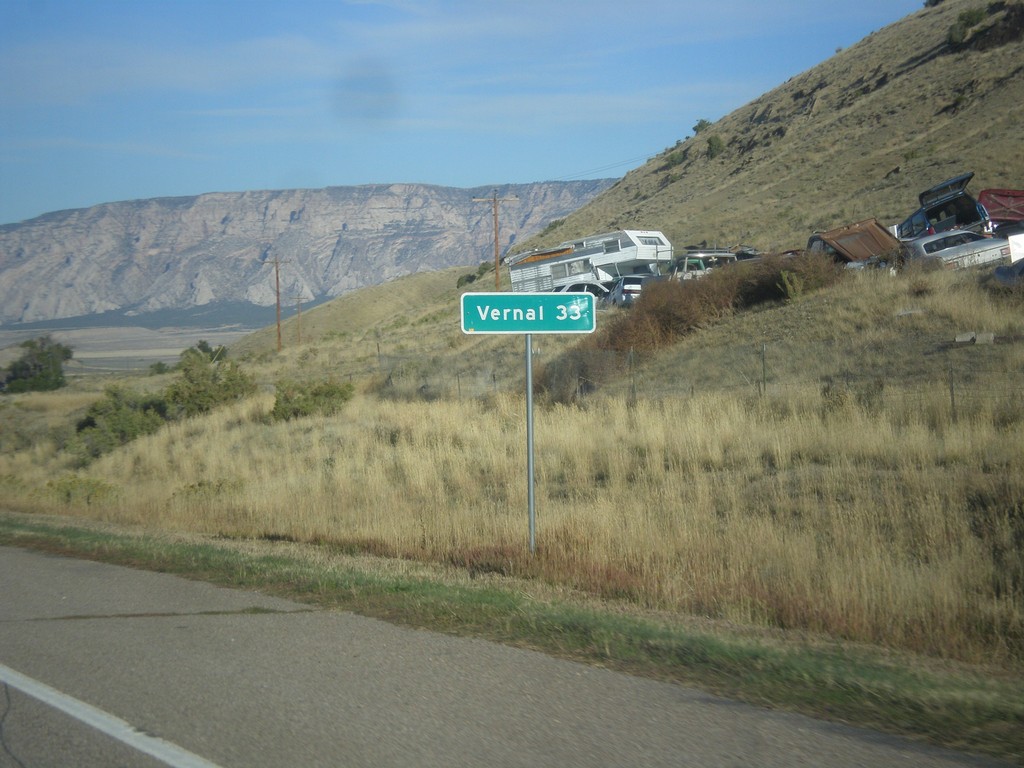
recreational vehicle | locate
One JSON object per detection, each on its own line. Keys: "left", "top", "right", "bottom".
{"left": 505, "top": 230, "right": 673, "bottom": 293}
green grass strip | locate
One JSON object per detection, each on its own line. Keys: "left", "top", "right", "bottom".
{"left": 1, "top": 514, "right": 1020, "bottom": 762}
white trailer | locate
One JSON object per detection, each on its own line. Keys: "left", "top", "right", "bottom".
{"left": 505, "top": 230, "right": 673, "bottom": 293}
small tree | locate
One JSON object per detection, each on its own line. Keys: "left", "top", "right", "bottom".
{"left": 179, "top": 340, "right": 227, "bottom": 366}
{"left": 163, "top": 355, "right": 256, "bottom": 418}
{"left": 2, "top": 335, "right": 73, "bottom": 393}
{"left": 707, "top": 134, "right": 725, "bottom": 159}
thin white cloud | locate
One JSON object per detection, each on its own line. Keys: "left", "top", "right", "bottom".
{"left": 0, "top": 135, "right": 209, "bottom": 160}
{"left": 0, "top": 34, "right": 335, "bottom": 106}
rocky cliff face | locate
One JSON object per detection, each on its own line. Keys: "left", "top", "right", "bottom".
{"left": 0, "top": 181, "right": 612, "bottom": 325}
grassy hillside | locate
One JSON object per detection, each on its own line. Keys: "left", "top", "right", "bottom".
{"left": 228, "top": 265, "right": 589, "bottom": 396}
{"left": 518, "top": 0, "right": 1024, "bottom": 254}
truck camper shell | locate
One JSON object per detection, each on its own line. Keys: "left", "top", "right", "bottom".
{"left": 505, "top": 230, "right": 673, "bottom": 293}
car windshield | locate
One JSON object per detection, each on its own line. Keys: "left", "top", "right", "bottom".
{"left": 923, "top": 232, "right": 978, "bottom": 254}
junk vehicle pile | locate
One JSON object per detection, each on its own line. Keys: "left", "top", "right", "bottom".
{"left": 503, "top": 172, "right": 1024, "bottom": 307}
{"left": 504, "top": 230, "right": 756, "bottom": 306}
{"left": 809, "top": 171, "right": 1023, "bottom": 274}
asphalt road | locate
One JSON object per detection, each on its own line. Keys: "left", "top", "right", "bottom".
{"left": 0, "top": 546, "right": 1009, "bottom": 768}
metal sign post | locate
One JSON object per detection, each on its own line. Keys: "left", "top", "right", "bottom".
{"left": 525, "top": 333, "right": 536, "bottom": 552}
{"left": 461, "top": 292, "right": 596, "bottom": 554}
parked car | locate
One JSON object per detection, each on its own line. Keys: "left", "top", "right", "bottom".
{"left": 553, "top": 281, "right": 610, "bottom": 299}
{"left": 668, "top": 248, "right": 745, "bottom": 279}
{"left": 902, "top": 230, "right": 1010, "bottom": 269}
{"left": 993, "top": 259, "right": 1024, "bottom": 287}
{"left": 678, "top": 257, "right": 714, "bottom": 280}
{"left": 896, "top": 172, "right": 993, "bottom": 240}
{"left": 606, "top": 275, "right": 651, "bottom": 307}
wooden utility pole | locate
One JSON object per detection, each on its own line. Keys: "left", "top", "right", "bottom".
{"left": 473, "top": 191, "right": 518, "bottom": 290}
{"left": 264, "top": 249, "right": 290, "bottom": 352}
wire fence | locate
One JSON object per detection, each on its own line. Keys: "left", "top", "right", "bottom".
{"left": 64, "top": 331, "right": 1021, "bottom": 424}
{"left": 371, "top": 334, "right": 1024, "bottom": 419}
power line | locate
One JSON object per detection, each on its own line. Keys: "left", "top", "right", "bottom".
{"left": 554, "top": 150, "right": 662, "bottom": 181}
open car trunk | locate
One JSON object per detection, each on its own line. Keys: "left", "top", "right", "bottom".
{"left": 919, "top": 172, "right": 974, "bottom": 207}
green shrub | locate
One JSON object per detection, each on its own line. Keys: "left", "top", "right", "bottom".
{"left": 663, "top": 149, "right": 687, "bottom": 169}
{"left": 270, "top": 378, "right": 355, "bottom": 421}
{"left": 707, "top": 135, "right": 725, "bottom": 159}
{"left": 540, "top": 218, "right": 566, "bottom": 237}
{"left": 2, "top": 335, "right": 73, "bottom": 393}
{"left": 959, "top": 7, "right": 986, "bottom": 27}
{"left": 948, "top": 8, "right": 986, "bottom": 46}
{"left": 778, "top": 270, "right": 805, "bottom": 301}
{"left": 66, "top": 385, "right": 168, "bottom": 463}
{"left": 180, "top": 340, "right": 227, "bottom": 364}
{"left": 164, "top": 356, "right": 256, "bottom": 418}
{"left": 57, "top": 350, "right": 258, "bottom": 463}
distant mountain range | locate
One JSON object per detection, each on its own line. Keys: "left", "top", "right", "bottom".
{"left": 0, "top": 181, "right": 612, "bottom": 326}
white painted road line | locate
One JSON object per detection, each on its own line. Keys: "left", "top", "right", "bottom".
{"left": 0, "top": 662, "right": 222, "bottom": 768}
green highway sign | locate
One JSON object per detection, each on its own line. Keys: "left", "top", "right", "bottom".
{"left": 461, "top": 292, "right": 596, "bottom": 335}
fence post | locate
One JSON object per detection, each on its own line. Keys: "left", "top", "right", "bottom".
{"left": 761, "top": 343, "right": 767, "bottom": 396}
{"left": 628, "top": 347, "right": 637, "bottom": 407}
{"left": 949, "top": 360, "right": 957, "bottom": 424}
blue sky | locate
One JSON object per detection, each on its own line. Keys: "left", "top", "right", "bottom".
{"left": 0, "top": 0, "right": 924, "bottom": 225}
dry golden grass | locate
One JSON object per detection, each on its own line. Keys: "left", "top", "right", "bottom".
{"left": 3, "top": 265, "right": 1023, "bottom": 668}
{"left": 5, "top": 384, "right": 1021, "bottom": 665}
